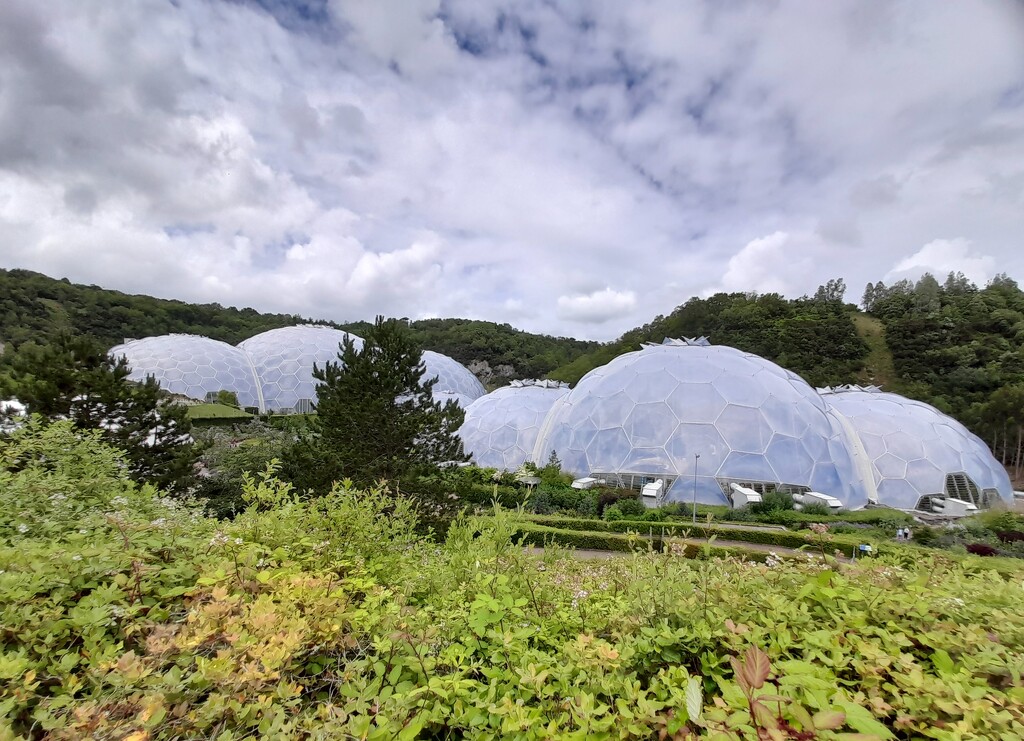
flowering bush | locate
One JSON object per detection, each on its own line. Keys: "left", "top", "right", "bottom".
{"left": 3, "top": 421, "right": 1024, "bottom": 738}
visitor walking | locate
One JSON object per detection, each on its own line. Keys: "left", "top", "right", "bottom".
{"left": 904, "top": 527, "right": 912, "bottom": 542}
{"left": 896, "top": 527, "right": 904, "bottom": 541}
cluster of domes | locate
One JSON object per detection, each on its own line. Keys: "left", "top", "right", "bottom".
{"left": 110, "top": 326, "right": 485, "bottom": 415}
{"left": 459, "top": 339, "right": 1013, "bottom": 513}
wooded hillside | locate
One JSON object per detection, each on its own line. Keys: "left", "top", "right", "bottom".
{"left": 0, "top": 269, "right": 595, "bottom": 392}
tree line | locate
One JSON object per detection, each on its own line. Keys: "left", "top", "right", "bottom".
{"left": 0, "top": 268, "right": 595, "bottom": 395}
{"left": 549, "top": 279, "right": 867, "bottom": 388}
{"left": 863, "top": 272, "right": 1024, "bottom": 480}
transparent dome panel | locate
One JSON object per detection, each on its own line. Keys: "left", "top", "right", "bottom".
{"left": 458, "top": 381, "right": 569, "bottom": 470}
{"left": 534, "top": 341, "right": 860, "bottom": 506}
{"left": 110, "top": 334, "right": 264, "bottom": 410}
{"left": 239, "top": 325, "right": 363, "bottom": 412}
{"left": 821, "top": 387, "right": 1013, "bottom": 509}
{"left": 422, "top": 351, "right": 485, "bottom": 407}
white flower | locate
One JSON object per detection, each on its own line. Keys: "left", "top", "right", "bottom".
{"left": 209, "top": 532, "right": 229, "bottom": 547}
{"left": 72, "top": 555, "right": 82, "bottom": 561}
{"left": 233, "top": 538, "right": 243, "bottom": 546}
{"left": 79, "top": 529, "right": 89, "bottom": 534}
{"left": 17, "top": 523, "right": 28, "bottom": 534}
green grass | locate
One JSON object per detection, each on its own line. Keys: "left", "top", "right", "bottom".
{"left": 186, "top": 403, "right": 253, "bottom": 420}
{"left": 852, "top": 311, "right": 897, "bottom": 388}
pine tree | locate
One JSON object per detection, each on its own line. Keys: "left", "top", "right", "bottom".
{"left": 291, "top": 316, "right": 466, "bottom": 491}
{"left": 11, "top": 334, "right": 197, "bottom": 492}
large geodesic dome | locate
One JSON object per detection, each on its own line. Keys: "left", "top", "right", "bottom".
{"left": 821, "top": 386, "right": 1013, "bottom": 510}
{"left": 459, "top": 380, "right": 570, "bottom": 470}
{"left": 110, "top": 335, "right": 265, "bottom": 411}
{"left": 238, "top": 325, "right": 363, "bottom": 413}
{"left": 423, "top": 350, "right": 487, "bottom": 409}
{"left": 533, "top": 339, "right": 865, "bottom": 507}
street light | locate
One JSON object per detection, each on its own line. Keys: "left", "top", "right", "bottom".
{"left": 692, "top": 453, "right": 701, "bottom": 524}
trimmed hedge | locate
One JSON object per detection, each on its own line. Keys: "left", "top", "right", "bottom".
{"left": 520, "top": 514, "right": 865, "bottom": 557}
{"left": 512, "top": 522, "right": 778, "bottom": 563}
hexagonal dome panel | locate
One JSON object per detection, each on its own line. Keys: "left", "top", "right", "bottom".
{"left": 110, "top": 334, "right": 264, "bottom": 410}
{"left": 238, "top": 325, "right": 363, "bottom": 412}
{"left": 533, "top": 339, "right": 860, "bottom": 506}
{"left": 422, "top": 351, "right": 486, "bottom": 408}
{"left": 820, "top": 386, "right": 1013, "bottom": 509}
{"left": 458, "top": 380, "right": 570, "bottom": 470}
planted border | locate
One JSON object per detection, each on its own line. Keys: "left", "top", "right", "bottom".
{"left": 519, "top": 514, "right": 865, "bottom": 557}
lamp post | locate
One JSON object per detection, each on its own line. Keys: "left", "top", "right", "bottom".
{"left": 692, "top": 453, "right": 701, "bottom": 524}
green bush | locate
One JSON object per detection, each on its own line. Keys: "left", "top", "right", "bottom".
{"left": 798, "top": 502, "right": 834, "bottom": 517}
{"left": 5, "top": 421, "right": 1024, "bottom": 739}
{"left": 614, "top": 497, "right": 646, "bottom": 518}
{"left": 749, "top": 489, "right": 794, "bottom": 514}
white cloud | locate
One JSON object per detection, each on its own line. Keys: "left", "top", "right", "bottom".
{"left": 712, "top": 231, "right": 831, "bottom": 297}
{"left": 885, "top": 238, "right": 997, "bottom": 286}
{"left": 0, "top": 0, "right": 1022, "bottom": 340}
{"left": 557, "top": 288, "right": 637, "bottom": 324}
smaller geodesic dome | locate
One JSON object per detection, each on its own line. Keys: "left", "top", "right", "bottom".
{"left": 533, "top": 339, "right": 865, "bottom": 507}
{"left": 459, "top": 380, "right": 570, "bottom": 470}
{"left": 110, "top": 335, "right": 264, "bottom": 411}
{"left": 238, "top": 325, "right": 363, "bottom": 413}
{"left": 423, "top": 351, "right": 486, "bottom": 409}
{"left": 820, "top": 385, "right": 1013, "bottom": 510}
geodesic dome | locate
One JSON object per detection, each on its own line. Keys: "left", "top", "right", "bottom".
{"left": 238, "top": 325, "right": 363, "bottom": 413}
{"left": 533, "top": 339, "right": 865, "bottom": 507}
{"left": 110, "top": 335, "right": 264, "bottom": 411}
{"left": 820, "top": 386, "right": 1013, "bottom": 510}
{"left": 459, "top": 380, "right": 570, "bottom": 470}
{"left": 423, "top": 350, "right": 486, "bottom": 409}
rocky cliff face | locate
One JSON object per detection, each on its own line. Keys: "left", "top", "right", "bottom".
{"left": 466, "top": 359, "right": 517, "bottom": 389}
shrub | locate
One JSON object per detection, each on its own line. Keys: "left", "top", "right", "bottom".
{"left": 6, "top": 422, "right": 1024, "bottom": 739}
{"left": 615, "top": 497, "right": 646, "bottom": 518}
{"left": 596, "top": 487, "right": 640, "bottom": 516}
{"left": 749, "top": 490, "right": 794, "bottom": 514}
{"left": 966, "top": 543, "right": 998, "bottom": 557}
{"left": 603, "top": 503, "right": 624, "bottom": 521}
{"left": 997, "top": 530, "right": 1024, "bottom": 544}
{"left": 798, "top": 502, "right": 833, "bottom": 517}
{"left": 913, "top": 525, "right": 938, "bottom": 546}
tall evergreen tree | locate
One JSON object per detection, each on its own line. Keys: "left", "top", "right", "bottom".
{"left": 289, "top": 316, "right": 466, "bottom": 492}
{"left": 11, "top": 334, "right": 197, "bottom": 492}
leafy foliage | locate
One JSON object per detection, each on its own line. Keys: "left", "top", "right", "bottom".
{"left": 8, "top": 334, "right": 197, "bottom": 492}
{"left": 865, "top": 272, "right": 1024, "bottom": 479}
{"left": 286, "top": 316, "right": 466, "bottom": 492}
{"left": 5, "top": 422, "right": 1024, "bottom": 739}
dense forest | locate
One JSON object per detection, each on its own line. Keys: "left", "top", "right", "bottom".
{"left": 863, "top": 272, "right": 1024, "bottom": 477}
{"left": 548, "top": 279, "right": 867, "bottom": 389}
{"left": 0, "top": 269, "right": 595, "bottom": 393}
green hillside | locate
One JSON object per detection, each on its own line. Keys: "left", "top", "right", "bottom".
{"left": 549, "top": 288, "right": 868, "bottom": 389}
{"left": 0, "top": 268, "right": 595, "bottom": 393}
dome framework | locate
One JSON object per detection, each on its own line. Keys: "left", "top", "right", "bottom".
{"left": 533, "top": 339, "right": 864, "bottom": 507}
{"left": 459, "top": 380, "right": 570, "bottom": 470}
{"left": 821, "top": 385, "right": 1013, "bottom": 510}
{"left": 110, "top": 334, "right": 265, "bottom": 411}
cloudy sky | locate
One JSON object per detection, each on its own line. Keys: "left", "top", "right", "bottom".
{"left": 1, "top": 1, "right": 1023, "bottom": 340}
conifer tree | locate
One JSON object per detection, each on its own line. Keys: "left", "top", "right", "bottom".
{"left": 291, "top": 316, "right": 466, "bottom": 491}
{"left": 11, "top": 334, "right": 197, "bottom": 492}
